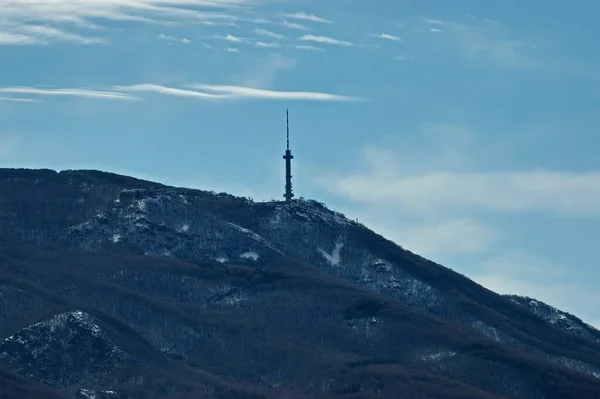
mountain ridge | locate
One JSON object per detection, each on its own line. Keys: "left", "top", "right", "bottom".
{"left": 1, "top": 167, "right": 599, "bottom": 399}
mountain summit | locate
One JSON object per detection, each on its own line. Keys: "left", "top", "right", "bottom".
{"left": 1, "top": 168, "right": 599, "bottom": 399}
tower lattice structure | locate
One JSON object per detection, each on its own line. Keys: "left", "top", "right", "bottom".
{"left": 283, "top": 109, "right": 294, "bottom": 202}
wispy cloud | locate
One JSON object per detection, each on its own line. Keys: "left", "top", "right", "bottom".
{"left": 295, "top": 44, "right": 325, "bottom": 52}
{"left": 394, "top": 55, "right": 414, "bottom": 60}
{"left": 187, "top": 84, "right": 366, "bottom": 102}
{"left": 282, "top": 12, "right": 332, "bottom": 24}
{"left": 314, "top": 123, "right": 600, "bottom": 326}
{"left": 0, "top": 31, "right": 39, "bottom": 45}
{"left": 111, "top": 82, "right": 364, "bottom": 102}
{"left": 210, "top": 33, "right": 245, "bottom": 43}
{"left": 368, "top": 33, "right": 401, "bottom": 41}
{"left": 365, "top": 217, "right": 499, "bottom": 256}
{"left": 423, "top": 18, "right": 445, "bottom": 25}
{"left": 231, "top": 53, "right": 297, "bottom": 89}
{"left": 18, "top": 25, "right": 105, "bottom": 44}
{"left": 0, "top": 0, "right": 242, "bottom": 27}
{"left": 0, "top": 87, "right": 136, "bottom": 100}
{"left": 0, "top": 97, "right": 43, "bottom": 103}
{"left": 114, "top": 84, "right": 227, "bottom": 99}
{"left": 0, "top": 25, "right": 103, "bottom": 45}
{"left": 255, "top": 41, "right": 280, "bottom": 48}
{"left": 429, "top": 28, "right": 443, "bottom": 33}
{"left": 0, "top": 0, "right": 260, "bottom": 45}
{"left": 254, "top": 28, "right": 284, "bottom": 40}
{"left": 299, "top": 34, "right": 353, "bottom": 47}
{"left": 158, "top": 33, "right": 191, "bottom": 44}
{"left": 226, "top": 47, "right": 239, "bottom": 52}
{"left": 319, "top": 146, "right": 600, "bottom": 217}
{"left": 280, "top": 20, "right": 310, "bottom": 30}
{"left": 443, "top": 22, "right": 539, "bottom": 69}
{"left": 437, "top": 19, "right": 599, "bottom": 80}
{"left": 0, "top": 135, "right": 19, "bottom": 157}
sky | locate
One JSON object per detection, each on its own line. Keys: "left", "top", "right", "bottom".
{"left": 1, "top": 0, "right": 599, "bottom": 328}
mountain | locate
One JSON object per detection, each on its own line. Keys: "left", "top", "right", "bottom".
{"left": 1, "top": 168, "right": 599, "bottom": 399}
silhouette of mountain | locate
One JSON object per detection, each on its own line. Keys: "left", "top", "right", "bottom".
{"left": 1, "top": 168, "right": 599, "bottom": 399}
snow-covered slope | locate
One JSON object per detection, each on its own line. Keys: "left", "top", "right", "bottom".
{"left": 1, "top": 168, "right": 600, "bottom": 399}
{"left": 41, "top": 184, "right": 600, "bottom": 382}
{"left": 65, "top": 191, "right": 280, "bottom": 263}
{"left": 0, "top": 311, "right": 128, "bottom": 387}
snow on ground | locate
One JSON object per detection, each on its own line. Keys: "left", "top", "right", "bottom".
{"left": 318, "top": 241, "right": 344, "bottom": 266}
{"left": 178, "top": 224, "right": 189, "bottom": 233}
{"left": 240, "top": 252, "right": 259, "bottom": 261}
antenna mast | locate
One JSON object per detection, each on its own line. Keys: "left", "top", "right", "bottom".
{"left": 283, "top": 109, "right": 294, "bottom": 202}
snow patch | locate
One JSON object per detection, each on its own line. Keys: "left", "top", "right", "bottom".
{"left": 216, "top": 257, "right": 228, "bottom": 263}
{"left": 419, "top": 349, "right": 458, "bottom": 363}
{"left": 79, "top": 389, "right": 96, "bottom": 399}
{"left": 178, "top": 224, "right": 189, "bottom": 233}
{"left": 471, "top": 320, "right": 501, "bottom": 342}
{"left": 240, "top": 252, "right": 259, "bottom": 261}
{"left": 318, "top": 241, "right": 344, "bottom": 266}
{"left": 343, "top": 317, "right": 381, "bottom": 340}
{"left": 111, "top": 234, "right": 121, "bottom": 243}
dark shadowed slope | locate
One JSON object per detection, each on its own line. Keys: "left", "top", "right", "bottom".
{"left": 1, "top": 168, "right": 600, "bottom": 399}
{"left": 0, "top": 366, "right": 67, "bottom": 399}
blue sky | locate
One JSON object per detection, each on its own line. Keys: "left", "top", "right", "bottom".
{"left": 1, "top": 0, "right": 599, "bottom": 328}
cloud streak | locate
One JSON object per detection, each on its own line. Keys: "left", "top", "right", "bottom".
{"left": 368, "top": 33, "right": 401, "bottom": 41}
{"left": 158, "top": 33, "right": 191, "bottom": 44}
{"left": 17, "top": 25, "right": 105, "bottom": 44}
{"left": 282, "top": 12, "right": 332, "bottom": 24}
{"left": 112, "top": 83, "right": 365, "bottom": 102}
{"left": 0, "top": 0, "right": 271, "bottom": 44}
{"left": 0, "top": 87, "right": 136, "bottom": 100}
{"left": 0, "top": 26, "right": 104, "bottom": 45}
{"left": 0, "top": 97, "right": 43, "bottom": 103}
{"left": 280, "top": 20, "right": 309, "bottom": 30}
{"left": 209, "top": 33, "right": 246, "bottom": 43}
{"left": 0, "top": 31, "right": 38, "bottom": 45}
{"left": 0, "top": 0, "right": 243, "bottom": 26}
{"left": 255, "top": 41, "right": 280, "bottom": 48}
{"left": 299, "top": 34, "right": 353, "bottom": 46}
{"left": 114, "top": 84, "right": 226, "bottom": 98}
{"left": 254, "top": 28, "right": 284, "bottom": 40}
{"left": 188, "top": 84, "right": 366, "bottom": 102}
{"left": 295, "top": 44, "right": 325, "bottom": 52}
{"left": 423, "top": 18, "right": 445, "bottom": 25}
